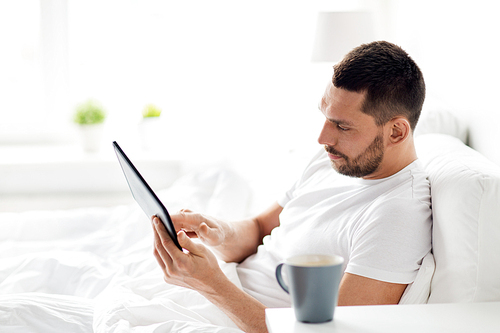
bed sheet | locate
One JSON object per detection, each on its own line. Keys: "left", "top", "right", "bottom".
{"left": 0, "top": 168, "right": 251, "bottom": 332}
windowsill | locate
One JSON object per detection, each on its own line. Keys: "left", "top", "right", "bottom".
{"left": 0, "top": 144, "right": 182, "bottom": 211}
{"left": 0, "top": 192, "right": 135, "bottom": 213}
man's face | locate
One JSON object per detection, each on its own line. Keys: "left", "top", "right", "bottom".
{"left": 318, "top": 83, "right": 385, "bottom": 179}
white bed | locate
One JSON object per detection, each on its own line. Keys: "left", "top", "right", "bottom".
{"left": 2, "top": 110, "right": 500, "bottom": 332}
{"left": 0, "top": 169, "right": 254, "bottom": 332}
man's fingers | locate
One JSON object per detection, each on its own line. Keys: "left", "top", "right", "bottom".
{"left": 153, "top": 217, "right": 180, "bottom": 264}
{"left": 184, "top": 231, "right": 199, "bottom": 239}
{"left": 176, "top": 230, "right": 204, "bottom": 256}
{"left": 153, "top": 246, "right": 167, "bottom": 270}
{"left": 198, "top": 222, "right": 224, "bottom": 246}
{"left": 152, "top": 224, "right": 172, "bottom": 267}
{"left": 171, "top": 209, "right": 204, "bottom": 232}
{"left": 169, "top": 210, "right": 225, "bottom": 247}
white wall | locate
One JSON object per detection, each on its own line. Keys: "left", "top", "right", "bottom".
{"left": 82, "top": 0, "right": 498, "bottom": 168}
{"left": 1, "top": 0, "right": 369, "bottom": 211}
{"left": 66, "top": 0, "right": 372, "bottom": 183}
{"left": 383, "top": 0, "right": 500, "bottom": 165}
{"left": 2, "top": 0, "right": 499, "bottom": 212}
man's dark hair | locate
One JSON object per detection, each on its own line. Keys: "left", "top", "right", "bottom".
{"left": 333, "top": 41, "right": 425, "bottom": 130}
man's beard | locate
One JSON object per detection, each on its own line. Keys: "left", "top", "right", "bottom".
{"left": 325, "top": 132, "right": 385, "bottom": 178}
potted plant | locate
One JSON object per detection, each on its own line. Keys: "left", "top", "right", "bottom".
{"left": 73, "top": 99, "right": 106, "bottom": 153}
{"left": 139, "top": 104, "right": 162, "bottom": 150}
{"left": 142, "top": 104, "right": 162, "bottom": 118}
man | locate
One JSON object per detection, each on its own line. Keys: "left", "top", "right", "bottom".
{"left": 151, "top": 41, "right": 431, "bottom": 333}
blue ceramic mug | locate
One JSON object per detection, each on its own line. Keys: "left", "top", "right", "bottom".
{"left": 276, "top": 254, "right": 344, "bottom": 323}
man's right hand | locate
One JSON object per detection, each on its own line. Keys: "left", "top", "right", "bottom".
{"left": 169, "top": 203, "right": 283, "bottom": 263}
{"left": 170, "top": 209, "right": 228, "bottom": 247}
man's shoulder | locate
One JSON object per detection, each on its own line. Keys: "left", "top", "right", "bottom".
{"left": 385, "top": 159, "right": 430, "bottom": 193}
{"left": 364, "top": 160, "right": 431, "bottom": 214}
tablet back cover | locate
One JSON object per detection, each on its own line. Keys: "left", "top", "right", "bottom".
{"left": 113, "top": 141, "right": 181, "bottom": 250}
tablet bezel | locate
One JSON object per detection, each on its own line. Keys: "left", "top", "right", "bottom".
{"left": 113, "top": 141, "right": 182, "bottom": 250}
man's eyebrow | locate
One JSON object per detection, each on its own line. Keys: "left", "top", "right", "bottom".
{"left": 318, "top": 98, "right": 325, "bottom": 111}
{"left": 327, "top": 118, "right": 355, "bottom": 127}
{"left": 318, "top": 99, "right": 355, "bottom": 127}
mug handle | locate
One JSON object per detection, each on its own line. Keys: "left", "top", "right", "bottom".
{"left": 275, "top": 263, "right": 289, "bottom": 294}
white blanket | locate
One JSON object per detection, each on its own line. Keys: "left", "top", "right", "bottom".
{"left": 0, "top": 169, "right": 251, "bottom": 332}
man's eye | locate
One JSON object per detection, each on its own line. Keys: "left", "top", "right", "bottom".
{"left": 337, "top": 124, "right": 349, "bottom": 131}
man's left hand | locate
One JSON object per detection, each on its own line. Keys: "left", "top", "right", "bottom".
{"left": 151, "top": 216, "right": 225, "bottom": 292}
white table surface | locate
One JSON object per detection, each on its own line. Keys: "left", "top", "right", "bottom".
{"left": 266, "top": 302, "right": 500, "bottom": 333}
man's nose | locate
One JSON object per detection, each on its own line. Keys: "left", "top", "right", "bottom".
{"left": 318, "top": 120, "right": 337, "bottom": 146}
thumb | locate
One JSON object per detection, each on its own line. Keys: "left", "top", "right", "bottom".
{"left": 177, "top": 230, "right": 203, "bottom": 255}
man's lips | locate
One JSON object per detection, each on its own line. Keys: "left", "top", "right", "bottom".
{"left": 324, "top": 145, "right": 346, "bottom": 160}
{"left": 328, "top": 153, "right": 343, "bottom": 160}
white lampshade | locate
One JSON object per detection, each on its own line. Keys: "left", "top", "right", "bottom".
{"left": 311, "top": 11, "right": 375, "bottom": 63}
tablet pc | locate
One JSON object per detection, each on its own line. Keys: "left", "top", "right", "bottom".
{"left": 113, "top": 141, "right": 182, "bottom": 250}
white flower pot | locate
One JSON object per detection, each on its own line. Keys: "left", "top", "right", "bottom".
{"left": 78, "top": 123, "right": 104, "bottom": 153}
{"left": 138, "top": 117, "right": 162, "bottom": 151}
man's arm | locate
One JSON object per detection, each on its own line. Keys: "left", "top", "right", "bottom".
{"left": 337, "top": 272, "right": 407, "bottom": 305}
{"left": 151, "top": 217, "right": 269, "bottom": 333}
{"left": 171, "top": 202, "right": 282, "bottom": 263}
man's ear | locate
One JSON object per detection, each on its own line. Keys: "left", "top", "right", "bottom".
{"left": 387, "top": 117, "right": 411, "bottom": 145}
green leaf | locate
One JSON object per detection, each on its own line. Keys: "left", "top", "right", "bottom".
{"left": 74, "top": 100, "right": 106, "bottom": 125}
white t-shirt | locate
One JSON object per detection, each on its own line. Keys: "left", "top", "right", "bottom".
{"left": 236, "top": 149, "right": 432, "bottom": 308}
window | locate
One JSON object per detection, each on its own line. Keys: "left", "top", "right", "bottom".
{"left": 1, "top": 1, "right": 345, "bottom": 154}
{"left": 0, "top": 0, "right": 70, "bottom": 144}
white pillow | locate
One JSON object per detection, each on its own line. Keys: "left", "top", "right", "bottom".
{"left": 399, "top": 251, "right": 435, "bottom": 304}
{"left": 415, "top": 109, "right": 468, "bottom": 143}
{"left": 415, "top": 134, "right": 500, "bottom": 303}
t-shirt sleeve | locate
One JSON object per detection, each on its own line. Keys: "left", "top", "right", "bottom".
{"left": 277, "top": 180, "right": 297, "bottom": 208}
{"left": 345, "top": 197, "right": 432, "bottom": 284}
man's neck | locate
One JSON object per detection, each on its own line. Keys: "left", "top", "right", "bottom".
{"left": 362, "top": 139, "right": 418, "bottom": 180}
